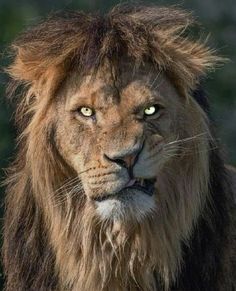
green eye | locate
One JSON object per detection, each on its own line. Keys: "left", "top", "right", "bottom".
{"left": 80, "top": 107, "right": 94, "bottom": 117}
{"left": 144, "top": 105, "right": 159, "bottom": 116}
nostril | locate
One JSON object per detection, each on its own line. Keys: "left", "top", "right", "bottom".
{"left": 104, "top": 154, "right": 127, "bottom": 168}
{"left": 114, "top": 158, "right": 127, "bottom": 168}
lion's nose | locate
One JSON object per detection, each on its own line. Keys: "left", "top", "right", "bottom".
{"left": 104, "top": 153, "right": 137, "bottom": 169}
{"left": 104, "top": 144, "right": 143, "bottom": 169}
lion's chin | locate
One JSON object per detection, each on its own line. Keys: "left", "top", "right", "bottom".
{"left": 94, "top": 190, "right": 156, "bottom": 222}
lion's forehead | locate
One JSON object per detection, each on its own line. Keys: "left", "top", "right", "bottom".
{"left": 65, "top": 68, "right": 177, "bottom": 114}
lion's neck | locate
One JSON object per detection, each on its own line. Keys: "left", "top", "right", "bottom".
{"left": 52, "top": 204, "right": 162, "bottom": 291}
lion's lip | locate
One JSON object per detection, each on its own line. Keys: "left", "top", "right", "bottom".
{"left": 126, "top": 178, "right": 156, "bottom": 195}
{"left": 93, "top": 178, "right": 156, "bottom": 202}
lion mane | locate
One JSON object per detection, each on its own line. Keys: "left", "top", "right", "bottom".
{"left": 3, "top": 4, "right": 236, "bottom": 291}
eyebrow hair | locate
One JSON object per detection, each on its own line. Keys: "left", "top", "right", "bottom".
{"left": 66, "top": 83, "right": 118, "bottom": 109}
{"left": 133, "top": 96, "right": 163, "bottom": 112}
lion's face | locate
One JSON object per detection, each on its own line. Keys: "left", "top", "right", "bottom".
{"left": 55, "top": 61, "right": 187, "bottom": 221}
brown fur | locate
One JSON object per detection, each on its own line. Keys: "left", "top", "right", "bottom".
{"left": 3, "top": 4, "right": 236, "bottom": 291}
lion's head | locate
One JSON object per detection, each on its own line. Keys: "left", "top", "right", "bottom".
{"left": 3, "top": 4, "right": 224, "bottom": 291}
{"left": 55, "top": 59, "right": 209, "bottom": 222}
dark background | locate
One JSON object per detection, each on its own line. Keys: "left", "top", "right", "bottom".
{"left": 0, "top": 0, "right": 236, "bottom": 289}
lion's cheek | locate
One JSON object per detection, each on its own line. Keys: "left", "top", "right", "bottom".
{"left": 55, "top": 137, "right": 85, "bottom": 172}
{"left": 133, "top": 151, "right": 167, "bottom": 178}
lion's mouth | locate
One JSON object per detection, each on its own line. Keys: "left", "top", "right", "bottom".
{"left": 94, "top": 178, "right": 156, "bottom": 202}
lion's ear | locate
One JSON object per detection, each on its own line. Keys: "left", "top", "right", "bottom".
{"left": 8, "top": 45, "right": 49, "bottom": 83}
{"left": 6, "top": 44, "right": 70, "bottom": 106}
{"left": 151, "top": 28, "right": 225, "bottom": 90}
{"left": 6, "top": 11, "right": 89, "bottom": 99}
{"left": 110, "top": 5, "right": 226, "bottom": 92}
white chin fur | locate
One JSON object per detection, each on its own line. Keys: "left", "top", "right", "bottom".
{"left": 95, "top": 191, "right": 156, "bottom": 222}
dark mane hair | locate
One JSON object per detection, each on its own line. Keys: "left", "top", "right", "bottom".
{"left": 172, "top": 148, "right": 233, "bottom": 290}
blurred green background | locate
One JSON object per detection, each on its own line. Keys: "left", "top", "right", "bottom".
{"left": 0, "top": 0, "right": 235, "bottom": 289}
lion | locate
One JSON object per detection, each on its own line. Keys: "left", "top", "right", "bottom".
{"left": 2, "top": 4, "right": 236, "bottom": 291}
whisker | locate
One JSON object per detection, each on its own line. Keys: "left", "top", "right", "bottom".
{"left": 53, "top": 167, "right": 93, "bottom": 195}
{"left": 53, "top": 184, "right": 85, "bottom": 206}
{"left": 164, "top": 134, "right": 212, "bottom": 148}
{"left": 55, "top": 176, "right": 80, "bottom": 193}
{"left": 164, "top": 132, "right": 210, "bottom": 147}
{"left": 181, "top": 146, "right": 219, "bottom": 156}
{"left": 162, "top": 144, "right": 219, "bottom": 160}
{"left": 55, "top": 178, "right": 82, "bottom": 192}
{"left": 150, "top": 70, "right": 162, "bottom": 90}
